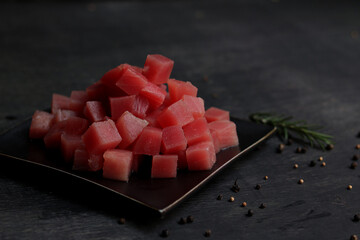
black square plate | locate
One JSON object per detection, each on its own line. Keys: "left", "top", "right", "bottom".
{"left": 0, "top": 117, "right": 275, "bottom": 215}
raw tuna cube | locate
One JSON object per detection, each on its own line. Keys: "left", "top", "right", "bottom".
{"left": 86, "top": 82, "right": 107, "bottom": 102}
{"left": 208, "top": 120, "right": 239, "bottom": 149}
{"left": 168, "top": 78, "right": 198, "bottom": 103}
{"left": 151, "top": 155, "right": 178, "bottom": 178}
{"left": 161, "top": 125, "right": 187, "bottom": 154}
{"left": 53, "top": 109, "right": 78, "bottom": 124}
{"left": 145, "top": 107, "right": 164, "bottom": 128}
{"left": 204, "top": 107, "right": 230, "bottom": 122}
{"left": 139, "top": 82, "right": 166, "bottom": 109}
{"left": 29, "top": 110, "right": 54, "bottom": 139}
{"left": 157, "top": 99, "right": 194, "bottom": 128}
{"left": 82, "top": 119, "right": 122, "bottom": 155}
{"left": 133, "top": 126, "right": 162, "bottom": 155}
{"left": 186, "top": 141, "right": 216, "bottom": 171}
{"left": 88, "top": 154, "right": 104, "bottom": 171}
{"left": 182, "top": 95, "right": 205, "bottom": 119}
{"left": 44, "top": 117, "right": 89, "bottom": 148}
{"left": 210, "top": 129, "right": 221, "bottom": 153}
{"left": 182, "top": 117, "right": 212, "bottom": 146}
{"left": 176, "top": 150, "right": 187, "bottom": 169}
{"left": 116, "top": 111, "right": 149, "bottom": 149}
{"left": 61, "top": 134, "right": 83, "bottom": 162}
{"left": 83, "top": 101, "right": 106, "bottom": 122}
{"left": 100, "top": 63, "right": 131, "bottom": 87}
{"left": 110, "top": 95, "right": 149, "bottom": 121}
{"left": 142, "top": 54, "right": 174, "bottom": 84}
{"left": 103, "top": 149, "right": 133, "bottom": 182}
{"left": 115, "top": 67, "right": 149, "bottom": 95}
{"left": 70, "top": 90, "right": 89, "bottom": 103}
{"left": 72, "top": 147, "right": 90, "bottom": 171}
{"left": 51, "top": 93, "right": 71, "bottom": 114}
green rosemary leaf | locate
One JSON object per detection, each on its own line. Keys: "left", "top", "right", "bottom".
{"left": 249, "top": 112, "right": 334, "bottom": 150}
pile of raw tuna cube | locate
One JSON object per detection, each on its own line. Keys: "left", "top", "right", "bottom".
{"left": 29, "top": 54, "right": 239, "bottom": 182}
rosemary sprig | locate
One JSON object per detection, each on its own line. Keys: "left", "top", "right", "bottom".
{"left": 249, "top": 112, "right": 334, "bottom": 150}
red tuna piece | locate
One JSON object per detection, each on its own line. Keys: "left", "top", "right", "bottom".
{"left": 182, "top": 117, "right": 212, "bottom": 146}
{"left": 139, "top": 82, "right": 166, "bottom": 109}
{"left": 29, "top": 110, "right": 54, "bottom": 139}
{"left": 116, "top": 111, "right": 149, "bottom": 149}
{"left": 100, "top": 63, "right": 132, "bottom": 87}
{"left": 168, "top": 78, "right": 198, "bottom": 103}
{"left": 103, "top": 149, "right": 133, "bottom": 182}
{"left": 61, "top": 134, "right": 83, "bottom": 162}
{"left": 157, "top": 99, "right": 194, "bottom": 128}
{"left": 151, "top": 155, "right": 178, "bottom": 178}
{"left": 182, "top": 95, "right": 205, "bottom": 119}
{"left": 204, "top": 107, "right": 230, "bottom": 122}
{"left": 210, "top": 129, "right": 221, "bottom": 153}
{"left": 72, "top": 147, "right": 90, "bottom": 171}
{"left": 88, "top": 153, "right": 104, "bottom": 171}
{"left": 208, "top": 120, "right": 239, "bottom": 149}
{"left": 86, "top": 82, "right": 107, "bottom": 102}
{"left": 161, "top": 125, "right": 187, "bottom": 154}
{"left": 115, "top": 67, "right": 149, "bottom": 95}
{"left": 142, "top": 54, "right": 174, "bottom": 84}
{"left": 144, "top": 107, "right": 164, "bottom": 128}
{"left": 51, "top": 93, "right": 71, "bottom": 114}
{"left": 133, "top": 126, "right": 162, "bottom": 155}
{"left": 186, "top": 141, "right": 216, "bottom": 171}
{"left": 53, "top": 109, "right": 79, "bottom": 124}
{"left": 82, "top": 119, "right": 122, "bottom": 155}
{"left": 44, "top": 116, "right": 89, "bottom": 148}
{"left": 110, "top": 95, "right": 149, "bottom": 121}
{"left": 83, "top": 101, "right": 106, "bottom": 122}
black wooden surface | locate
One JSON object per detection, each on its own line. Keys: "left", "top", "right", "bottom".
{"left": 1, "top": 0, "right": 360, "bottom": 239}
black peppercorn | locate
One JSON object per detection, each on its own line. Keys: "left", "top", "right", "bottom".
{"left": 216, "top": 194, "right": 223, "bottom": 200}
{"left": 356, "top": 144, "right": 360, "bottom": 150}
{"left": 357, "top": 132, "right": 360, "bottom": 138}
{"left": 186, "top": 215, "right": 194, "bottom": 223}
{"left": 352, "top": 154, "right": 359, "bottom": 161}
{"left": 178, "top": 217, "right": 187, "bottom": 225}
{"left": 160, "top": 229, "right": 169, "bottom": 238}
{"left": 255, "top": 184, "right": 261, "bottom": 190}
{"left": 231, "top": 179, "right": 240, "bottom": 193}
{"left": 204, "top": 229, "right": 211, "bottom": 237}
{"left": 326, "top": 144, "right": 334, "bottom": 150}
{"left": 309, "top": 160, "right": 316, "bottom": 167}
{"left": 350, "top": 234, "right": 358, "bottom": 240}
{"left": 259, "top": 203, "right": 266, "bottom": 209}
{"left": 350, "top": 162, "right": 358, "bottom": 169}
{"left": 264, "top": 175, "right": 269, "bottom": 180}
{"left": 353, "top": 214, "right": 360, "bottom": 222}
{"left": 286, "top": 138, "right": 293, "bottom": 145}
{"left": 296, "top": 147, "right": 307, "bottom": 153}
{"left": 247, "top": 209, "right": 254, "bottom": 217}
{"left": 277, "top": 143, "right": 285, "bottom": 153}
{"left": 118, "top": 218, "right": 126, "bottom": 224}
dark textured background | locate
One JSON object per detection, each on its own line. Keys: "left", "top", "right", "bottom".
{"left": 1, "top": 1, "right": 360, "bottom": 239}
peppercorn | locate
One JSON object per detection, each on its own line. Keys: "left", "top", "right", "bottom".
{"left": 264, "top": 175, "right": 269, "bottom": 180}
{"left": 277, "top": 143, "right": 285, "bottom": 153}
{"left": 247, "top": 209, "right": 254, "bottom": 217}
{"left": 231, "top": 179, "right": 240, "bottom": 193}
{"left": 255, "top": 184, "right": 261, "bottom": 190}
{"left": 347, "top": 185, "right": 353, "bottom": 190}
{"left": 326, "top": 144, "right": 334, "bottom": 150}
{"left": 350, "top": 162, "right": 358, "bottom": 169}
{"left": 356, "top": 144, "right": 360, "bottom": 150}
{"left": 350, "top": 234, "right": 358, "bottom": 240}
{"left": 298, "top": 179, "right": 304, "bottom": 184}
{"left": 286, "top": 138, "right": 293, "bottom": 145}
{"left": 204, "top": 229, "right": 211, "bottom": 237}
{"left": 186, "top": 215, "right": 194, "bottom": 223}
{"left": 295, "top": 147, "right": 302, "bottom": 153}
{"left": 118, "top": 218, "right": 126, "bottom": 225}
{"left": 217, "top": 194, "right": 223, "bottom": 200}
{"left": 229, "top": 196, "right": 235, "bottom": 202}
{"left": 259, "top": 203, "right": 266, "bottom": 209}
{"left": 241, "top": 202, "right": 247, "bottom": 207}
{"left": 160, "top": 229, "right": 169, "bottom": 238}
{"left": 353, "top": 214, "right": 360, "bottom": 222}
{"left": 352, "top": 154, "right": 359, "bottom": 161}
{"left": 318, "top": 156, "right": 324, "bottom": 161}
{"left": 178, "top": 217, "right": 187, "bottom": 225}
{"left": 357, "top": 132, "right": 360, "bottom": 138}
{"left": 293, "top": 163, "right": 299, "bottom": 169}
{"left": 321, "top": 162, "right": 326, "bottom": 167}
{"left": 309, "top": 160, "right": 316, "bottom": 167}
